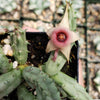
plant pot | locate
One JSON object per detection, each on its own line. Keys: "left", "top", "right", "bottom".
{"left": 26, "top": 32, "right": 79, "bottom": 100}
{"left": 26, "top": 32, "right": 79, "bottom": 79}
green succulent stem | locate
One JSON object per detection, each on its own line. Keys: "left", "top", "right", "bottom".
{"left": 44, "top": 51, "right": 66, "bottom": 76}
{"left": 0, "top": 46, "right": 13, "bottom": 74}
{"left": 43, "top": 51, "right": 93, "bottom": 100}
{"left": 52, "top": 71, "right": 93, "bottom": 100}
{"left": 10, "top": 27, "right": 28, "bottom": 65}
{"left": 23, "top": 66, "right": 61, "bottom": 100}
{"left": 0, "top": 69, "right": 22, "bottom": 99}
{"left": 17, "top": 84, "right": 37, "bottom": 100}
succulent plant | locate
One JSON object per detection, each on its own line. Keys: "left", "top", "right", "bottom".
{"left": 17, "top": 84, "right": 37, "bottom": 100}
{"left": 23, "top": 66, "right": 61, "bottom": 100}
{"left": 0, "top": 46, "right": 13, "bottom": 74}
{"left": 0, "top": 69, "right": 22, "bottom": 99}
{"left": 0, "top": 0, "right": 17, "bottom": 14}
{"left": 10, "top": 27, "right": 28, "bottom": 65}
{"left": 0, "top": 1, "right": 93, "bottom": 100}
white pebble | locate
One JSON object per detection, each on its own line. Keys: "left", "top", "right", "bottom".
{"left": 3, "top": 44, "right": 13, "bottom": 56}
{"left": 13, "top": 61, "right": 18, "bottom": 69}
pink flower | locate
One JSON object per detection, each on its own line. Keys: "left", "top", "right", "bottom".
{"left": 51, "top": 27, "right": 72, "bottom": 48}
{"left": 46, "top": 2, "right": 79, "bottom": 62}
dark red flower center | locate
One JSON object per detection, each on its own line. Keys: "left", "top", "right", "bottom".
{"left": 57, "top": 32, "right": 67, "bottom": 42}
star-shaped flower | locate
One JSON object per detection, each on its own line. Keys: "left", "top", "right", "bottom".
{"left": 46, "top": 1, "right": 79, "bottom": 62}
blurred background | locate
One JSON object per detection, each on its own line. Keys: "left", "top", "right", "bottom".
{"left": 0, "top": 0, "right": 100, "bottom": 99}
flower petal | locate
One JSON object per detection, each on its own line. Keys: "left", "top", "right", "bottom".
{"left": 46, "top": 40, "right": 57, "bottom": 53}
{"left": 59, "top": 3, "right": 69, "bottom": 29}
{"left": 71, "top": 31, "right": 79, "bottom": 43}
{"left": 60, "top": 44, "right": 71, "bottom": 62}
{"left": 46, "top": 28, "right": 55, "bottom": 37}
